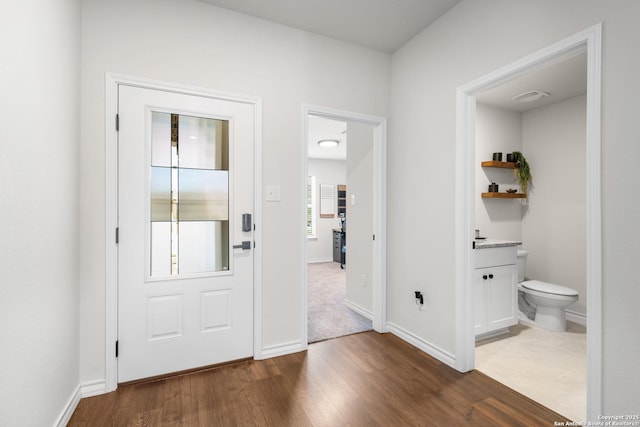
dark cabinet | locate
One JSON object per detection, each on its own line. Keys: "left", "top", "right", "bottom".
{"left": 333, "top": 229, "right": 345, "bottom": 267}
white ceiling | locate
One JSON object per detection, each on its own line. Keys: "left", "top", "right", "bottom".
{"left": 195, "top": 0, "right": 462, "bottom": 52}
{"left": 307, "top": 53, "right": 588, "bottom": 160}
{"left": 476, "top": 49, "right": 588, "bottom": 113}
{"left": 194, "top": 0, "right": 461, "bottom": 159}
{"left": 195, "top": 0, "right": 586, "bottom": 149}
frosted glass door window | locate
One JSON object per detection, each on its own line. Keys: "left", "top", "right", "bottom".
{"left": 150, "top": 112, "right": 230, "bottom": 276}
{"left": 178, "top": 115, "right": 228, "bottom": 170}
{"left": 178, "top": 169, "right": 229, "bottom": 221}
{"left": 150, "top": 167, "right": 172, "bottom": 221}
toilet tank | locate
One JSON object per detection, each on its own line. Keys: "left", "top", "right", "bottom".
{"left": 516, "top": 249, "right": 528, "bottom": 282}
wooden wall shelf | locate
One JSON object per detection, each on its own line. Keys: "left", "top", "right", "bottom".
{"left": 482, "top": 192, "right": 526, "bottom": 199}
{"left": 481, "top": 161, "right": 516, "bottom": 169}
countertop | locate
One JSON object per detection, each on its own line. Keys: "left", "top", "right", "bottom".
{"left": 473, "top": 238, "right": 522, "bottom": 249}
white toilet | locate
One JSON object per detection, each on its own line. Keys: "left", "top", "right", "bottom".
{"left": 516, "top": 249, "right": 579, "bottom": 332}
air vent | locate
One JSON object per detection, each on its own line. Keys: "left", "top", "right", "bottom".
{"left": 512, "top": 90, "right": 550, "bottom": 103}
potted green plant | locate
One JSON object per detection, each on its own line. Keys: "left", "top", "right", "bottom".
{"left": 512, "top": 151, "right": 532, "bottom": 195}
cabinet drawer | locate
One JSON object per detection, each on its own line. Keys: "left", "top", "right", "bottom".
{"left": 474, "top": 246, "right": 516, "bottom": 268}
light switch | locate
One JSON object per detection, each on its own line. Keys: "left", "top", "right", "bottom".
{"left": 265, "top": 185, "right": 281, "bottom": 202}
{"left": 351, "top": 194, "right": 356, "bottom": 205}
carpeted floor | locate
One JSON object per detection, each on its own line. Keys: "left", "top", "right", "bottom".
{"left": 307, "top": 262, "right": 373, "bottom": 343}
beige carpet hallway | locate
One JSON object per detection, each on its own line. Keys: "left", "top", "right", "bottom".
{"left": 307, "top": 262, "right": 372, "bottom": 343}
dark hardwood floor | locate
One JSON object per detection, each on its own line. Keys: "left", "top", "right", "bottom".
{"left": 69, "top": 332, "right": 569, "bottom": 426}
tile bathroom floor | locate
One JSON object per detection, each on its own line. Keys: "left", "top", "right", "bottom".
{"left": 475, "top": 320, "right": 587, "bottom": 422}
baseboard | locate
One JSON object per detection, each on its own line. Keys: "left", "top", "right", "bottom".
{"left": 54, "top": 378, "right": 109, "bottom": 426}
{"left": 343, "top": 299, "right": 373, "bottom": 320}
{"left": 81, "top": 379, "right": 107, "bottom": 398}
{"left": 307, "top": 257, "right": 333, "bottom": 264}
{"left": 257, "top": 340, "right": 306, "bottom": 360}
{"left": 387, "top": 322, "right": 456, "bottom": 369}
{"left": 475, "top": 327, "right": 510, "bottom": 342}
{"left": 54, "top": 384, "right": 81, "bottom": 427}
{"left": 517, "top": 313, "right": 536, "bottom": 327}
{"left": 566, "top": 309, "right": 587, "bottom": 327}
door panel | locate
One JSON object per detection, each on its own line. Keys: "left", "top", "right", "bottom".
{"left": 117, "top": 85, "right": 254, "bottom": 383}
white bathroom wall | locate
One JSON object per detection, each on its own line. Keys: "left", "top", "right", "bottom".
{"left": 0, "top": 0, "right": 80, "bottom": 425}
{"left": 345, "top": 122, "right": 375, "bottom": 313}
{"left": 390, "top": 0, "right": 640, "bottom": 414}
{"left": 475, "top": 96, "right": 587, "bottom": 316}
{"left": 307, "top": 158, "right": 347, "bottom": 262}
{"left": 475, "top": 103, "right": 524, "bottom": 240}
{"left": 522, "top": 95, "right": 587, "bottom": 316}
{"left": 80, "top": 0, "right": 390, "bottom": 384}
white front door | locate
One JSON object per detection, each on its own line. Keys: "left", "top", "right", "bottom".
{"left": 117, "top": 85, "right": 254, "bottom": 383}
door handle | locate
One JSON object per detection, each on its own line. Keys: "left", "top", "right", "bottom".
{"left": 233, "top": 241, "right": 251, "bottom": 250}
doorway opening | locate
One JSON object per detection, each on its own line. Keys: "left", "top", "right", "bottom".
{"left": 301, "top": 105, "right": 388, "bottom": 348}
{"left": 473, "top": 49, "right": 587, "bottom": 421}
{"left": 306, "top": 115, "right": 373, "bottom": 343}
{"left": 454, "top": 24, "right": 602, "bottom": 420}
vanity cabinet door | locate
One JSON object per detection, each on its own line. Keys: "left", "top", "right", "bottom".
{"left": 474, "top": 272, "right": 488, "bottom": 335}
{"left": 486, "top": 264, "right": 518, "bottom": 331}
{"left": 474, "top": 264, "right": 517, "bottom": 336}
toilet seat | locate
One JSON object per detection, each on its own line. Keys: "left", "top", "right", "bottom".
{"left": 521, "top": 280, "right": 578, "bottom": 297}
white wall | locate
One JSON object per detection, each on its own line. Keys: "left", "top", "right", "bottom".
{"left": 345, "top": 122, "right": 374, "bottom": 313}
{"left": 80, "top": 0, "right": 390, "bottom": 383}
{"left": 475, "top": 104, "right": 524, "bottom": 240}
{"left": 475, "top": 96, "right": 587, "bottom": 316}
{"left": 0, "top": 0, "right": 80, "bottom": 425}
{"left": 522, "top": 95, "right": 587, "bottom": 315}
{"left": 390, "top": 0, "right": 640, "bottom": 415}
{"left": 307, "top": 159, "right": 346, "bottom": 262}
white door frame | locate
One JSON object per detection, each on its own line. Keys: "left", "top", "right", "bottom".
{"left": 301, "top": 104, "right": 388, "bottom": 346}
{"left": 105, "top": 73, "right": 263, "bottom": 392}
{"left": 454, "top": 24, "right": 602, "bottom": 418}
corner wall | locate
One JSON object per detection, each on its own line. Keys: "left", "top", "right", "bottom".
{"left": 475, "top": 103, "right": 523, "bottom": 240}
{"left": 80, "top": 0, "right": 390, "bottom": 384}
{"left": 522, "top": 95, "right": 587, "bottom": 316}
{"left": 0, "top": 0, "right": 81, "bottom": 425}
{"left": 475, "top": 96, "right": 587, "bottom": 317}
{"left": 390, "top": 0, "right": 640, "bottom": 415}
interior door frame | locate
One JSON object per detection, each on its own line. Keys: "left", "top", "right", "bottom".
{"left": 454, "top": 23, "right": 602, "bottom": 418}
{"left": 301, "top": 104, "right": 388, "bottom": 346}
{"left": 105, "top": 73, "right": 263, "bottom": 392}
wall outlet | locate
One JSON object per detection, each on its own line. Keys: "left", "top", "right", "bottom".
{"left": 361, "top": 274, "right": 366, "bottom": 287}
{"left": 414, "top": 291, "right": 424, "bottom": 304}
{"left": 415, "top": 291, "right": 426, "bottom": 312}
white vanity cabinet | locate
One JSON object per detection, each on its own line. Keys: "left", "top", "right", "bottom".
{"left": 474, "top": 245, "right": 518, "bottom": 337}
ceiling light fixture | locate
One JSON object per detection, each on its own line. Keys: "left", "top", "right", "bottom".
{"left": 512, "top": 90, "right": 550, "bottom": 103}
{"left": 318, "top": 139, "right": 339, "bottom": 148}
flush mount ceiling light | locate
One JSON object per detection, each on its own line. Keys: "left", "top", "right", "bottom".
{"left": 512, "top": 90, "right": 550, "bottom": 103}
{"left": 318, "top": 139, "right": 340, "bottom": 148}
